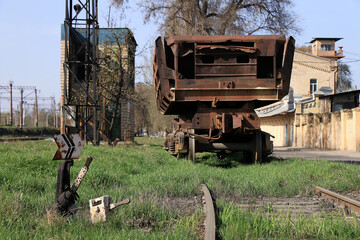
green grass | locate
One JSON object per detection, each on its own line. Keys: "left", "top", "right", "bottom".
{"left": 1, "top": 137, "right": 360, "bottom": 239}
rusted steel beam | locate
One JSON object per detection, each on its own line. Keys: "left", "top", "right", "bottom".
{"left": 201, "top": 184, "right": 215, "bottom": 240}
{"left": 200, "top": 142, "right": 255, "bottom": 152}
{"left": 315, "top": 186, "right": 360, "bottom": 215}
{"left": 173, "top": 89, "right": 279, "bottom": 101}
{"left": 176, "top": 78, "right": 274, "bottom": 89}
{"left": 166, "top": 35, "right": 286, "bottom": 45}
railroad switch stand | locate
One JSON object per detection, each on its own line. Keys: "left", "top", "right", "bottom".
{"left": 49, "top": 156, "right": 93, "bottom": 215}
{"left": 89, "top": 195, "right": 130, "bottom": 223}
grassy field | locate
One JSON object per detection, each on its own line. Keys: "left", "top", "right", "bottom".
{"left": 1, "top": 137, "right": 360, "bottom": 239}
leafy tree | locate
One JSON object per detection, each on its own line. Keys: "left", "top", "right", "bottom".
{"left": 337, "top": 61, "right": 353, "bottom": 92}
{"left": 137, "top": 0, "right": 301, "bottom": 35}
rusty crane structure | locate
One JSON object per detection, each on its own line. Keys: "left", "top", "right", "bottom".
{"left": 153, "top": 35, "right": 295, "bottom": 163}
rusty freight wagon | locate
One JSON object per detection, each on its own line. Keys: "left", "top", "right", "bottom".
{"left": 153, "top": 35, "right": 295, "bottom": 162}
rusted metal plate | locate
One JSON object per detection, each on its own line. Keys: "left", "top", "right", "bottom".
{"left": 53, "top": 134, "right": 83, "bottom": 160}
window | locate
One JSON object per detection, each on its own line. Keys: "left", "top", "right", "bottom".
{"left": 310, "top": 79, "right": 317, "bottom": 94}
{"left": 321, "top": 44, "right": 332, "bottom": 51}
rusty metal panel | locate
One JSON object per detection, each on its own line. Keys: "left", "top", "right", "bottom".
{"left": 53, "top": 134, "right": 83, "bottom": 160}
{"left": 153, "top": 35, "right": 295, "bottom": 115}
{"left": 173, "top": 89, "right": 280, "bottom": 101}
{"left": 281, "top": 36, "right": 296, "bottom": 96}
{"left": 165, "top": 35, "right": 285, "bottom": 45}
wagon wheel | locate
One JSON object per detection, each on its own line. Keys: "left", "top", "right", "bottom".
{"left": 188, "top": 129, "right": 195, "bottom": 162}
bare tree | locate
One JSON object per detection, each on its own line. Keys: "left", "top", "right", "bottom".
{"left": 296, "top": 44, "right": 311, "bottom": 53}
{"left": 97, "top": 27, "right": 136, "bottom": 143}
{"left": 112, "top": 0, "right": 127, "bottom": 7}
{"left": 134, "top": 51, "right": 173, "bottom": 136}
{"left": 136, "top": 0, "right": 300, "bottom": 36}
{"left": 337, "top": 61, "right": 353, "bottom": 92}
{"left": 134, "top": 82, "right": 152, "bottom": 135}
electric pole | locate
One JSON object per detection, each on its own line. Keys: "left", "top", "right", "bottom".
{"left": 9, "top": 82, "right": 13, "bottom": 126}
{"left": 20, "top": 89, "right": 23, "bottom": 128}
{"left": 34, "top": 89, "right": 38, "bottom": 127}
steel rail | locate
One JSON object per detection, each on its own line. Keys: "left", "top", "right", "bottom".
{"left": 315, "top": 186, "right": 360, "bottom": 215}
{"left": 201, "top": 184, "right": 215, "bottom": 240}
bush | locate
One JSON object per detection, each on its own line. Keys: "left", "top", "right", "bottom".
{"left": 0, "top": 127, "right": 59, "bottom": 137}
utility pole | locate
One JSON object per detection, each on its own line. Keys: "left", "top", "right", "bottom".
{"left": 20, "top": 89, "right": 23, "bottom": 128}
{"left": 23, "top": 104, "right": 26, "bottom": 127}
{"left": 34, "top": 89, "right": 38, "bottom": 127}
{"left": 53, "top": 98, "right": 56, "bottom": 127}
{"left": 9, "top": 82, "right": 13, "bottom": 126}
{"left": 0, "top": 84, "right": 35, "bottom": 127}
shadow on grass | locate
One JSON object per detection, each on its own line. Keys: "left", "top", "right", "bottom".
{"left": 262, "top": 156, "right": 289, "bottom": 164}
{"left": 192, "top": 152, "right": 288, "bottom": 169}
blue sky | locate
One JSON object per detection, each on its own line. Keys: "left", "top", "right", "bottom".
{"left": 0, "top": 0, "right": 359, "bottom": 110}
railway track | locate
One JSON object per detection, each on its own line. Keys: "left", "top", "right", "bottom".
{"left": 199, "top": 185, "right": 360, "bottom": 240}
{"left": 201, "top": 184, "right": 216, "bottom": 240}
{"left": 315, "top": 186, "right": 360, "bottom": 216}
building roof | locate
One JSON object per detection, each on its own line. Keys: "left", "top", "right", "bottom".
{"left": 256, "top": 91, "right": 302, "bottom": 118}
{"left": 309, "top": 37, "right": 343, "bottom": 43}
{"left": 319, "top": 89, "right": 360, "bottom": 99}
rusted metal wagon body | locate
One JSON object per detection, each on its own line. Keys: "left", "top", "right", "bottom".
{"left": 153, "top": 35, "right": 295, "bottom": 162}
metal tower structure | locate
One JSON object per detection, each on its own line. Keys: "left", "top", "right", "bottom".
{"left": 62, "top": 0, "right": 99, "bottom": 145}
